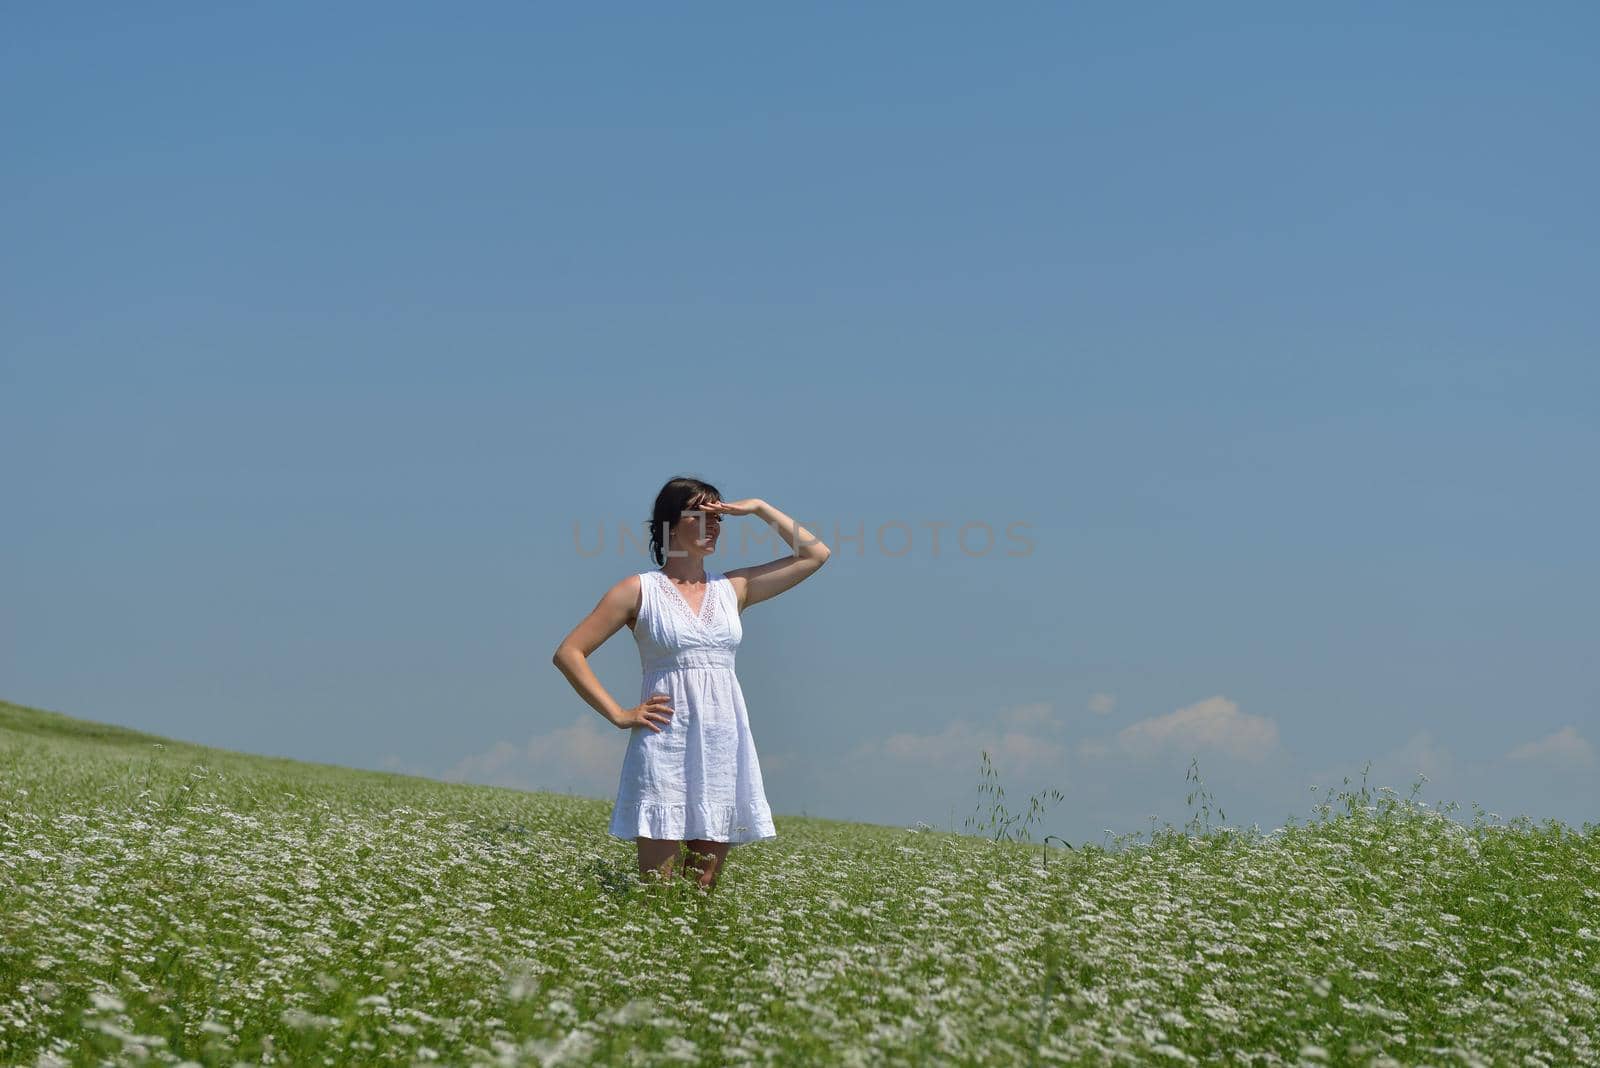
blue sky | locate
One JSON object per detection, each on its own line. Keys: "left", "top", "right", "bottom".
{"left": 3, "top": 4, "right": 1595, "bottom": 843}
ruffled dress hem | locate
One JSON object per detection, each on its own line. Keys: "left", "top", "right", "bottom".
{"left": 608, "top": 799, "right": 778, "bottom": 845}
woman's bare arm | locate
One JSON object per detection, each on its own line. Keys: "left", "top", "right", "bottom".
{"left": 551, "top": 575, "right": 641, "bottom": 727}
{"left": 712, "top": 498, "right": 831, "bottom": 613}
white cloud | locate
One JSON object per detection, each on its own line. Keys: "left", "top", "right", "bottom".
{"left": 759, "top": 751, "right": 798, "bottom": 776}
{"left": 375, "top": 753, "right": 436, "bottom": 779}
{"left": 847, "top": 702, "right": 1068, "bottom": 779}
{"left": 1000, "top": 701, "right": 1061, "bottom": 729}
{"left": 1075, "top": 737, "right": 1111, "bottom": 762}
{"left": 1109, "top": 695, "right": 1279, "bottom": 763}
{"left": 441, "top": 713, "right": 623, "bottom": 798}
{"left": 1299, "top": 730, "right": 1457, "bottom": 803}
{"left": 1507, "top": 725, "right": 1595, "bottom": 771}
{"left": 1384, "top": 730, "right": 1454, "bottom": 782}
{"left": 1087, "top": 692, "right": 1117, "bottom": 716}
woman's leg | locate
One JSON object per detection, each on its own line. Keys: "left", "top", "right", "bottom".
{"left": 637, "top": 836, "right": 683, "bottom": 883}
{"left": 684, "top": 839, "right": 732, "bottom": 890}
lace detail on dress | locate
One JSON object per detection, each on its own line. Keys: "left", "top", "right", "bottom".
{"left": 652, "top": 570, "right": 717, "bottom": 632}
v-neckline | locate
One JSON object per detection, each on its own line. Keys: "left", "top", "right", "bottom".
{"left": 654, "top": 570, "right": 717, "bottom": 631}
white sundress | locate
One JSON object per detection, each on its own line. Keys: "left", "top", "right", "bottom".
{"left": 608, "top": 569, "right": 778, "bottom": 846}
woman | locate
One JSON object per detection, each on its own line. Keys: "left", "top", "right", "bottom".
{"left": 552, "top": 477, "right": 830, "bottom": 890}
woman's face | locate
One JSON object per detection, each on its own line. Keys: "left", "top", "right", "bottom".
{"left": 672, "top": 496, "right": 721, "bottom": 555}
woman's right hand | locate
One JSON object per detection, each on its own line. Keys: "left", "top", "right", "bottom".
{"left": 614, "top": 693, "right": 675, "bottom": 732}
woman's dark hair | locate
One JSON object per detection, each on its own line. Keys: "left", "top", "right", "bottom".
{"left": 647, "top": 476, "right": 722, "bottom": 567}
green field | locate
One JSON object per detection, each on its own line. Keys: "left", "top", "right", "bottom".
{"left": 2, "top": 697, "right": 1596, "bottom": 1067}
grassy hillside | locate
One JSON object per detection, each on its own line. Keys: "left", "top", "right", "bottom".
{"left": 2, "top": 696, "right": 1596, "bottom": 1067}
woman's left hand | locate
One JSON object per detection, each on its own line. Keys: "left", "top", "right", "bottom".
{"left": 702, "top": 498, "right": 763, "bottom": 518}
